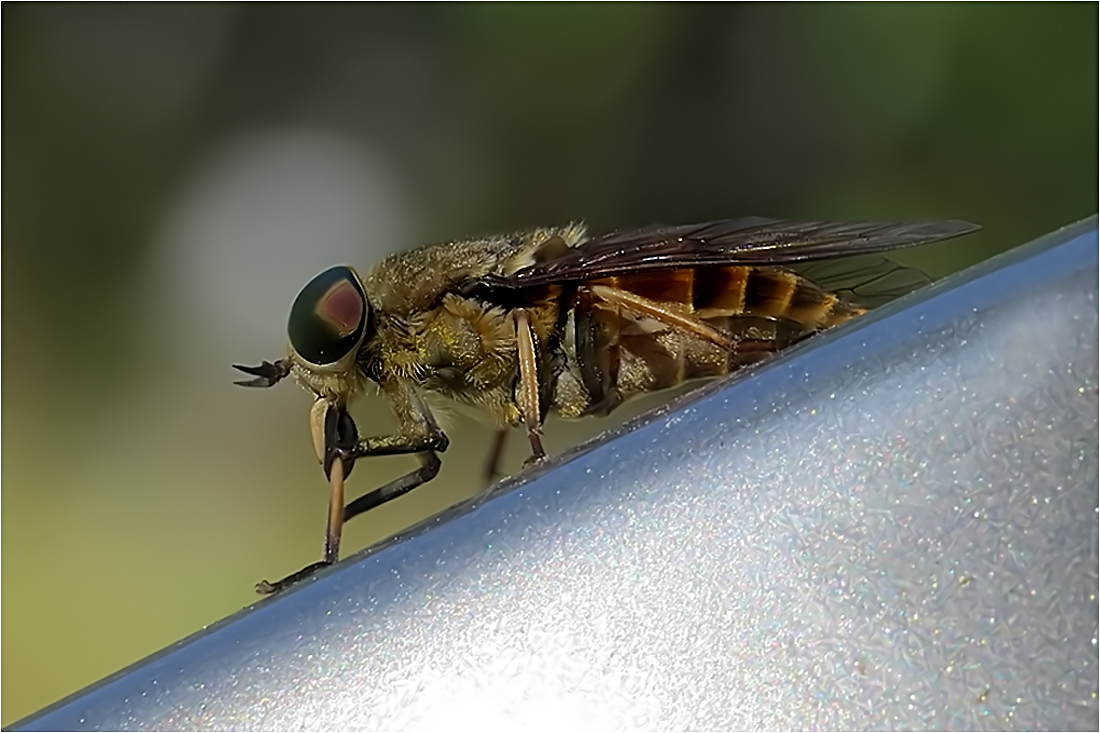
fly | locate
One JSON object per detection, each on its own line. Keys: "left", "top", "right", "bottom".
{"left": 235, "top": 216, "right": 980, "bottom": 593}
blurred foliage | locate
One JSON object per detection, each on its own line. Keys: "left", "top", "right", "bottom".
{"left": 2, "top": 3, "right": 1096, "bottom": 725}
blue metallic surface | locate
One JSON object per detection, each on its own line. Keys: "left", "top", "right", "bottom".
{"left": 14, "top": 216, "right": 1099, "bottom": 731}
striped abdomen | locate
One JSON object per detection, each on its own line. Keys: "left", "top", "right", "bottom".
{"left": 550, "top": 266, "right": 868, "bottom": 418}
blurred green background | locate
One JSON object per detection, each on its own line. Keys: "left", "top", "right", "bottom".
{"left": 2, "top": 3, "right": 1096, "bottom": 724}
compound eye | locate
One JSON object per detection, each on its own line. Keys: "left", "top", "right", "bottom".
{"left": 288, "top": 266, "right": 369, "bottom": 366}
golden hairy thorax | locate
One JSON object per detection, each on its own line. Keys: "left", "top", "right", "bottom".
{"left": 356, "top": 226, "right": 578, "bottom": 427}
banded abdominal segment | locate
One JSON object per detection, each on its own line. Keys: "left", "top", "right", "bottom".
{"left": 550, "top": 265, "right": 866, "bottom": 418}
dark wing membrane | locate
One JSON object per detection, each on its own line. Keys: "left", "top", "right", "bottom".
{"left": 500, "top": 217, "right": 979, "bottom": 289}
{"left": 790, "top": 255, "right": 932, "bottom": 308}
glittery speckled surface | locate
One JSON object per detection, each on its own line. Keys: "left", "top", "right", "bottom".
{"left": 17, "top": 219, "right": 1099, "bottom": 731}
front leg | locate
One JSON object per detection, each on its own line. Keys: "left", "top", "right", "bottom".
{"left": 337, "top": 386, "right": 449, "bottom": 520}
{"left": 255, "top": 446, "right": 445, "bottom": 596}
{"left": 338, "top": 383, "right": 449, "bottom": 518}
{"left": 343, "top": 451, "right": 442, "bottom": 521}
{"left": 256, "top": 380, "right": 448, "bottom": 595}
{"left": 347, "top": 427, "right": 448, "bottom": 459}
{"left": 312, "top": 384, "right": 448, "bottom": 480}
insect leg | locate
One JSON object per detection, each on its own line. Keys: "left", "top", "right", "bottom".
{"left": 336, "top": 383, "right": 452, "bottom": 520}
{"left": 328, "top": 384, "right": 447, "bottom": 520}
{"left": 310, "top": 401, "right": 360, "bottom": 565}
{"left": 483, "top": 428, "right": 509, "bottom": 482}
{"left": 324, "top": 456, "right": 346, "bottom": 561}
{"left": 574, "top": 289, "right": 623, "bottom": 415}
{"left": 346, "top": 380, "right": 449, "bottom": 458}
{"left": 255, "top": 453, "right": 348, "bottom": 595}
{"left": 342, "top": 450, "right": 442, "bottom": 521}
{"left": 587, "top": 283, "right": 736, "bottom": 351}
{"left": 254, "top": 448, "right": 442, "bottom": 596}
{"left": 513, "top": 308, "right": 547, "bottom": 464}
{"left": 255, "top": 384, "right": 447, "bottom": 595}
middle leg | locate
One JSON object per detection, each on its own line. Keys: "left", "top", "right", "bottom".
{"left": 513, "top": 308, "right": 546, "bottom": 464}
